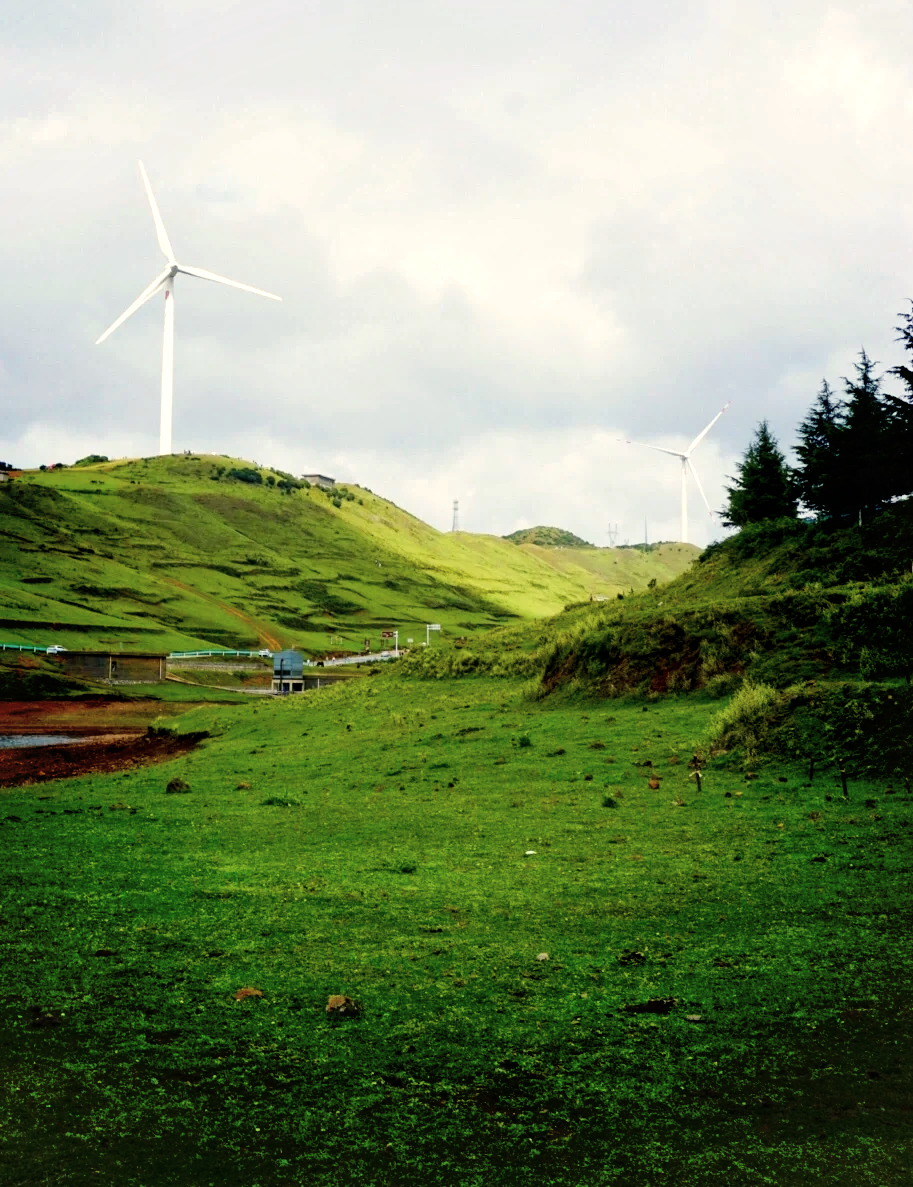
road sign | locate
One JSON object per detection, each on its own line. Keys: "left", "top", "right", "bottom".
{"left": 381, "top": 631, "right": 394, "bottom": 639}
{"left": 428, "top": 624, "right": 441, "bottom": 631}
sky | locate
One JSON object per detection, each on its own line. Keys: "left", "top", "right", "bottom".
{"left": 3, "top": 0, "right": 913, "bottom": 546}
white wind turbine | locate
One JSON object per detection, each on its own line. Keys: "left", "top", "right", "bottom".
{"left": 96, "top": 161, "right": 281, "bottom": 455}
{"left": 623, "top": 402, "right": 731, "bottom": 543}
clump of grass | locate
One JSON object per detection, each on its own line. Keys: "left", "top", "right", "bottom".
{"left": 707, "top": 679, "right": 782, "bottom": 757}
{"left": 705, "top": 672, "right": 743, "bottom": 699}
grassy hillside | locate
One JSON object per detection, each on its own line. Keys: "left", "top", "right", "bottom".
{"left": 503, "top": 525, "right": 595, "bottom": 548}
{"left": 0, "top": 456, "right": 697, "bottom": 656}
{"left": 4, "top": 505, "right": 913, "bottom": 1183}
{"left": 400, "top": 503, "right": 913, "bottom": 699}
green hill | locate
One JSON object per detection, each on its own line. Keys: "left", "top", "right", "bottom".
{"left": 503, "top": 525, "right": 595, "bottom": 548}
{"left": 402, "top": 504, "right": 913, "bottom": 697}
{"left": 0, "top": 455, "right": 698, "bottom": 656}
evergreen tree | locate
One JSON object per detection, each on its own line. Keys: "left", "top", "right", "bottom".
{"left": 839, "top": 349, "right": 893, "bottom": 521}
{"left": 885, "top": 303, "right": 913, "bottom": 500}
{"left": 722, "top": 420, "right": 797, "bottom": 527}
{"left": 793, "top": 379, "right": 845, "bottom": 517}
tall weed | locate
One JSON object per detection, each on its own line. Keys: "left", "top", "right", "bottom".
{"left": 707, "top": 679, "right": 782, "bottom": 757}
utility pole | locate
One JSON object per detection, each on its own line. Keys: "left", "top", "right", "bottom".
{"left": 644, "top": 518, "right": 648, "bottom": 551}
{"left": 452, "top": 499, "right": 460, "bottom": 532}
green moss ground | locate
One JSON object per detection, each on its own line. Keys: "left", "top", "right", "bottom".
{"left": 1, "top": 675, "right": 910, "bottom": 1184}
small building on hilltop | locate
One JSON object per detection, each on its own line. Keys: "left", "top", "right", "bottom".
{"left": 303, "top": 474, "right": 335, "bottom": 489}
{"left": 55, "top": 651, "right": 166, "bottom": 683}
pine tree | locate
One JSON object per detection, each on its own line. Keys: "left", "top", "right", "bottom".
{"left": 885, "top": 303, "right": 913, "bottom": 501}
{"left": 722, "top": 421, "right": 797, "bottom": 527}
{"left": 794, "top": 379, "right": 845, "bottom": 517}
{"left": 839, "top": 349, "right": 892, "bottom": 521}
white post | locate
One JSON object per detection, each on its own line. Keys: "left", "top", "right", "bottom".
{"left": 160, "top": 279, "right": 175, "bottom": 455}
{"left": 426, "top": 624, "right": 430, "bottom": 646}
{"left": 394, "top": 630, "right": 399, "bottom": 658}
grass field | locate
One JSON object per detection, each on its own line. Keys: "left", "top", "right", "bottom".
{"left": 2, "top": 673, "right": 910, "bottom": 1185}
{"left": 0, "top": 457, "right": 697, "bottom": 657}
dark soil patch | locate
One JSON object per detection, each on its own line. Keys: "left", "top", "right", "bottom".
{"left": 0, "top": 728, "right": 207, "bottom": 787}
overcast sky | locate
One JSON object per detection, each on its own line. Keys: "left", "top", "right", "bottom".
{"left": 3, "top": 0, "right": 913, "bottom": 545}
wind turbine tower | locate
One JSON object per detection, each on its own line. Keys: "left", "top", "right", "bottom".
{"left": 96, "top": 161, "right": 282, "bottom": 456}
{"left": 623, "top": 403, "right": 731, "bottom": 543}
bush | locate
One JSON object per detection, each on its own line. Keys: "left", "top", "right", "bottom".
{"left": 824, "top": 582, "right": 913, "bottom": 681}
{"left": 774, "top": 683, "right": 913, "bottom": 780}
{"left": 228, "top": 467, "right": 263, "bottom": 485}
{"left": 705, "top": 673, "right": 743, "bottom": 699}
{"left": 707, "top": 680, "right": 782, "bottom": 757}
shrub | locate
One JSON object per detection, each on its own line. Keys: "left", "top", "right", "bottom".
{"left": 706, "top": 680, "right": 782, "bottom": 757}
{"left": 705, "top": 673, "right": 743, "bottom": 699}
{"left": 228, "top": 467, "right": 263, "bottom": 485}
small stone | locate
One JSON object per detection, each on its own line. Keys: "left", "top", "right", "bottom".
{"left": 234, "top": 987, "right": 263, "bottom": 1002}
{"left": 326, "top": 994, "right": 361, "bottom": 1018}
{"left": 524, "top": 850, "right": 536, "bottom": 856}
{"left": 166, "top": 778, "right": 191, "bottom": 794}
{"left": 536, "top": 952, "right": 549, "bottom": 961}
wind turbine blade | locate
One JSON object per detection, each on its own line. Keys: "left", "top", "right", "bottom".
{"left": 621, "top": 438, "right": 687, "bottom": 460}
{"left": 138, "top": 161, "right": 175, "bottom": 263}
{"left": 95, "top": 269, "right": 171, "bottom": 344}
{"left": 685, "top": 400, "right": 732, "bottom": 456}
{"left": 177, "top": 265, "right": 281, "bottom": 301}
{"left": 687, "top": 458, "right": 714, "bottom": 514}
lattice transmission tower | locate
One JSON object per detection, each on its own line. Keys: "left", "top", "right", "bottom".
{"left": 451, "top": 499, "right": 460, "bottom": 532}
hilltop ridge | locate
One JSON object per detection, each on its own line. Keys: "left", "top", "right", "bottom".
{"left": 503, "top": 525, "right": 595, "bottom": 548}
{"left": 0, "top": 454, "right": 699, "bottom": 656}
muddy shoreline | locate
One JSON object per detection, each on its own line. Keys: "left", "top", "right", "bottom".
{"left": 0, "top": 700, "right": 205, "bottom": 787}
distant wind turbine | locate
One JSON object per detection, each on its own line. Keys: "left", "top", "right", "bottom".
{"left": 96, "top": 161, "right": 281, "bottom": 456}
{"left": 622, "top": 402, "right": 731, "bottom": 543}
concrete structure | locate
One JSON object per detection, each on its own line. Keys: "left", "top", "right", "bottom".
{"left": 56, "top": 651, "right": 166, "bottom": 683}
{"left": 273, "top": 649, "right": 305, "bottom": 694}
{"left": 303, "top": 474, "right": 335, "bottom": 489}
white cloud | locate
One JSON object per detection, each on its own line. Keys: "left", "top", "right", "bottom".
{"left": 2, "top": 0, "right": 913, "bottom": 547}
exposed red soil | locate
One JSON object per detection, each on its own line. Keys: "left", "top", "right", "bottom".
{"left": 0, "top": 698, "right": 184, "bottom": 732}
{"left": 0, "top": 730, "right": 204, "bottom": 788}
{"left": 0, "top": 699, "right": 205, "bottom": 787}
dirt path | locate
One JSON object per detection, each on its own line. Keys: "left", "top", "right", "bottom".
{"left": 162, "top": 577, "right": 284, "bottom": 652}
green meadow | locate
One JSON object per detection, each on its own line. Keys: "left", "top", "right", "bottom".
{"left": 2, "top": 674, "right": 910, "bottom": 1185}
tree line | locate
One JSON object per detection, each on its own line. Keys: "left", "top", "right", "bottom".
{"left": 723, "top": 304, "right": 913, "bottom": 527}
